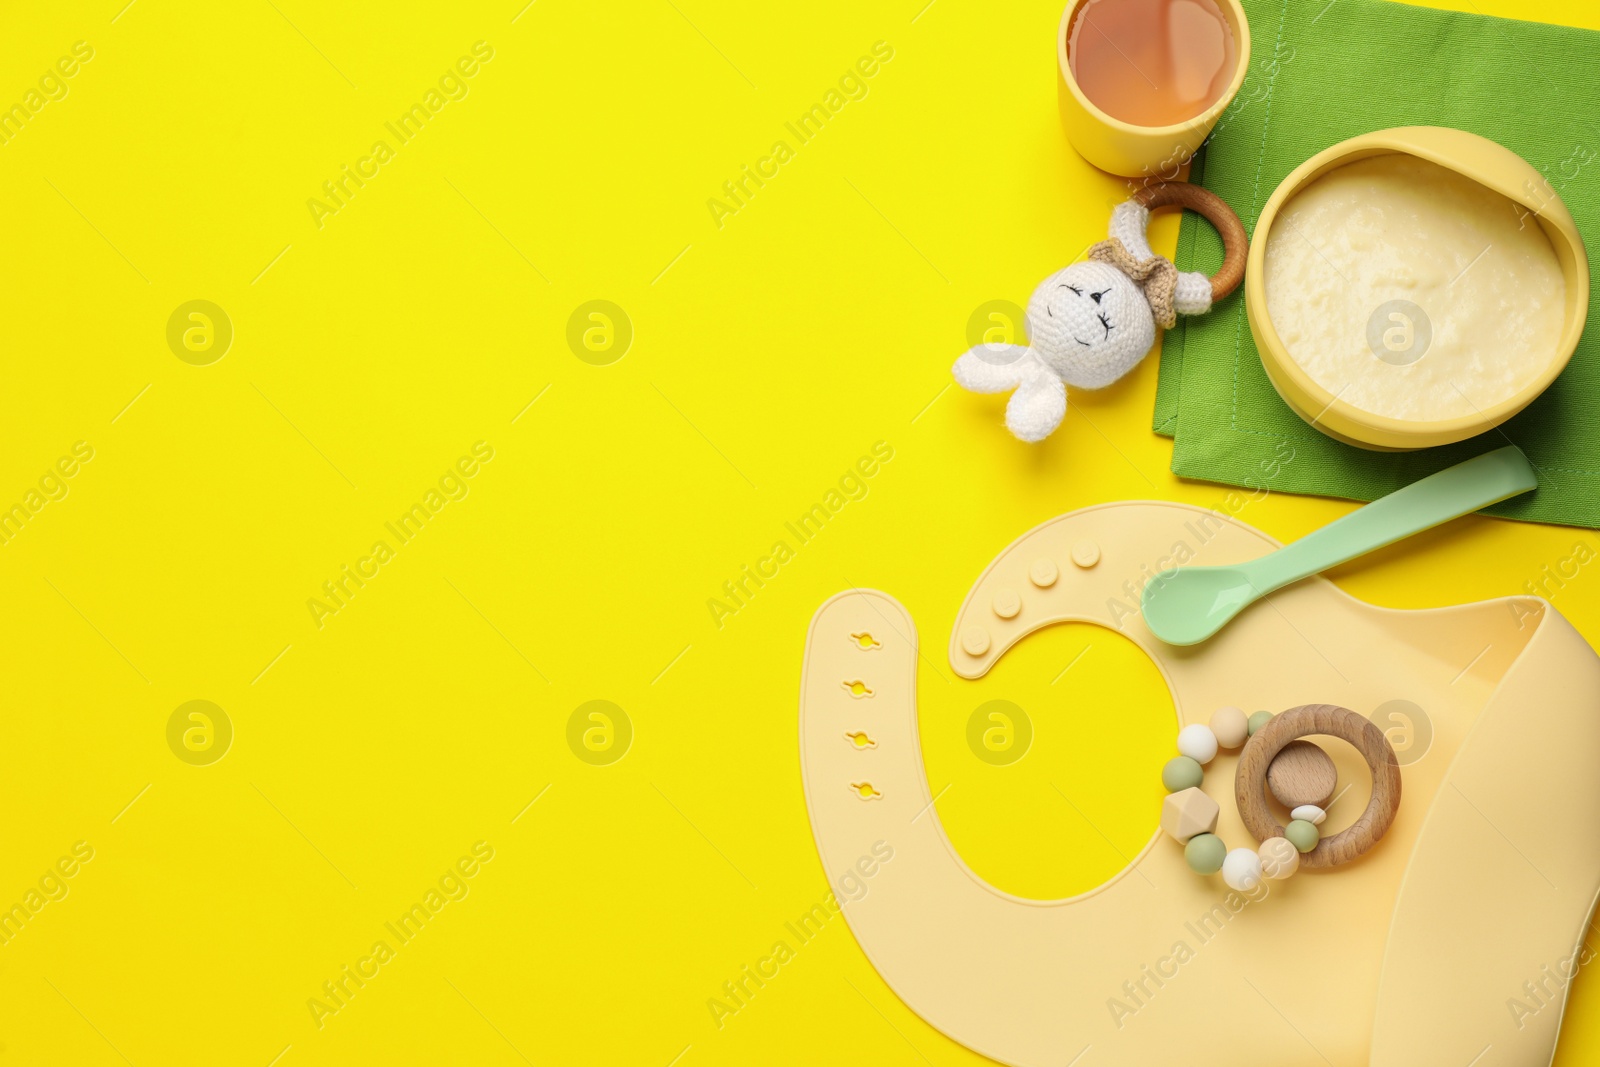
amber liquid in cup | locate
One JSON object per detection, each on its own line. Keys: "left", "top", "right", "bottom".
{"left": 1068, "top": 0, "right": 1237, "bottom": 127}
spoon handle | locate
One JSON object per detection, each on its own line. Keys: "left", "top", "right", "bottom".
{"left": 1245, "top": 446, "right": 1538, "bottom": 594}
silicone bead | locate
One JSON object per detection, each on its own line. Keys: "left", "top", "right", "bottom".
{"left": 1259, "top": 836, "right": 1300, "bottom": 879}
{"left": 1210, "top": 706, "right": 1249, "bottom": 749}
{"left": 1285, "top": 819, "right": 1320, "bottom": 853}
{"left": 1185, "top": 833, "right": 1226, "bottom": 875}
{"left": 1160, "top": 787, "right": 1220, "bottom": 844}
{"left": 1176, "top": 723, "right": 1219, "bottom": 764}
{"left": 960, "top": 627, "right": 991, "bottom": 656}
{"left": 1291, "top": 804, "right": 1327, "bottom": 826}
{"left": 1162, "top": 756, "right": 1204, "bottom": 792}
{"left": 1221, "top": 847, "right": 1264, "bottom": 891}
{"left": 1247, "top": 710, "right": 1273, "bottom": 736}
{"left": 1028, "top": 558, "right": 1058, "bottom": 587}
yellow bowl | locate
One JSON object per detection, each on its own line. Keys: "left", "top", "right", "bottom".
{"left": 1056, "top": 0, "right": 1251, "bottom": 178}
{"left": 1246, "top": 126, "right": 1591, "bottom": 451}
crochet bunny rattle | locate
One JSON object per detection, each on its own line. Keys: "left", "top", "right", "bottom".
{"left": 953, "top": 182, "right": 1247, "bottom": 442}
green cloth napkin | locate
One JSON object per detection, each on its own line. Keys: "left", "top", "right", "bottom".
{"left": 1154, "top": 0, "right": 1600, "bottom": 526}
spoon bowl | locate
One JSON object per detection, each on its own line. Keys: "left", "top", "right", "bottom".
{"left": 1143, "top": 565, "right": 1260, "bottom": 646}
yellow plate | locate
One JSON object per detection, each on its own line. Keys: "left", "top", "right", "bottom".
{"left": 1246, "top": 126, "right": 1591, "bottom": 451}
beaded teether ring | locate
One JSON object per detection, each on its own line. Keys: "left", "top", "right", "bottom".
{"left": 1160, "top": 707, "right": 1296, "bottom": 890}
{"left": 1160, "top": 703, "right": 1402, "bottom": 889}
{"left": 1235, "top": 703, "right": 1402, "bottom": 870}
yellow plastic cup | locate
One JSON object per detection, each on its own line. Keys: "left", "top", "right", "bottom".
{"left": 1056, "top": 0, "right": 1251, "bottom": 178}
{"left": 1246, "top": 126, "right": 1591, "bottom": 451}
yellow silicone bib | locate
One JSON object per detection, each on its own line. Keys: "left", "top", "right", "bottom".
{"left": 800, "top": 503, "right": 1600, "bottom": 1066}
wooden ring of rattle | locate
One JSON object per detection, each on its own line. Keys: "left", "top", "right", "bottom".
{"left": 1132, "top": 181, "right": 1248, "bottom": 303}
{"left": 1234, "top": 704, "right": 1402, "bottom": 870}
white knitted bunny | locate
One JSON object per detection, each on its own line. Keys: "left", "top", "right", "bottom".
{"left": 953, "top": 184, "right": 1244, "bottom": 443}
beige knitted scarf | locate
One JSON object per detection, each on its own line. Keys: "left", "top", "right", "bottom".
{"left": 1087, "top": 237, "right": 1180, "bottom": 330}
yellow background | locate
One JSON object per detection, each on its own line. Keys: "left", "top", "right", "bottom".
{"left": 2, "top": 0, "right": 1596, "bottom": 1063}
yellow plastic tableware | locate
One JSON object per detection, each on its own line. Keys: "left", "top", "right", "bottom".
{"left": 1141, "top": 445, "right": 1538, "bottom": 645}
{"left": 1247, "top": 126, "right": 1591, "bottom": 450}
{"left": 1056, "top": 0, "right": 1251, "bottom": 178}
{"left": 801, "top": 501, "right": 1600, "bottom": 1066}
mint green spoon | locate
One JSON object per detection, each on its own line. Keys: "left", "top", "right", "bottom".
{"left": 1141, "top": 446, "right": 1538, "bottom": 646}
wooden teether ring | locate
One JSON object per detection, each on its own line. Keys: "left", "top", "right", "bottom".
{"left": 1132, "top": 181, "right": 1248, "bottom": 303}
{"left": 1235, "top": 704, "right": 1402, "bottom": 870}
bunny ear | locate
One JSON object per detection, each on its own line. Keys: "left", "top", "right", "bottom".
{"left": 1004, "top": 360, "right": 1066, "bottom": 443}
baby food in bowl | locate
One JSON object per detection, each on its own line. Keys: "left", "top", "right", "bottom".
{"left": 1265, "top": 154, "right": 1564, "bottom": 422}
{"left": 1245, "top": 127, "right": 1590, "bottom": 450}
